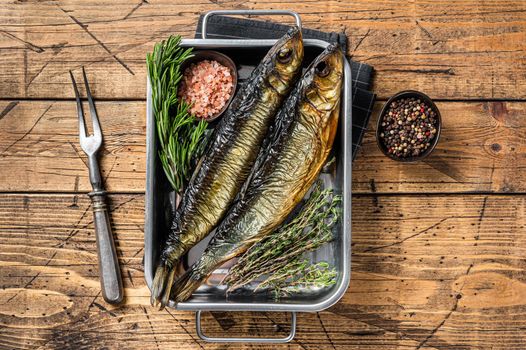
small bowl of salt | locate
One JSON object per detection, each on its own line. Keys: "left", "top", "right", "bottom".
{"left": 178, "top": 50, "right": 238, "bottom": 122}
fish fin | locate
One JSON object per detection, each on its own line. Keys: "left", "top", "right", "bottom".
{"left": 150, "top": 261, "right": 177, "bottom": 310}
{"left": 150, "top": 264, "right": 167, "bottom": 307}
{"left": 159, "top": 267, "right": 176, "bottom": 308}
{"left": 172, "top": 244, "right": 236, "bottom": 302}
{"left": 171, "top": 267, "right": 206, "bottom": 303}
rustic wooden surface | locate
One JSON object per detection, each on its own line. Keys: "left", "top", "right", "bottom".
{"left": 1, "top": 100, "right": 524, "bottom": 194}
{"left": 1, "top": 0, "right": 525, "bottom": 349}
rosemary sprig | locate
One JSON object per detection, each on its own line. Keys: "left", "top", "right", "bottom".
{"left": 147, "top": 35, "right": 208, "bottom": 193}
{"left": 224, "top": 181, "right": 341, "bottom": 295}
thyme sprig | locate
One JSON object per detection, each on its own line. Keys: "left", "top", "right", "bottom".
{"left": 147, "top": 35, "right": 207, "bottom": 193}
{"left": 224, "top": 182, "right": 341, "bottom": 296}
{"left": 260, "top": 261, "right": 337, "bottom": 298}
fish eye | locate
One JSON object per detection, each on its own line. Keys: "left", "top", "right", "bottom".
{"left": 315, "top": 60, "right": 330, "bottom": 77}
{"left": 277, "top": 48, "right": 293, "bottom": 63}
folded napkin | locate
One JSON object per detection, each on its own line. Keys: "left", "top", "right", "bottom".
{"left": 195, "top": 15, "right": 376, "bottom": 160}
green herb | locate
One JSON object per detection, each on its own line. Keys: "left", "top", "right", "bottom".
{"left": 224, "top": 181, "right": 341, "bottom": 296}
{"left": 260, "top": 261, "right": 337, "bottom": 298}
{"left": 147, "top": 35, "right": 208, "bottom": 193}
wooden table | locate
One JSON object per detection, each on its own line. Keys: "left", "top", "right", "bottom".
{"left": 1, "top": 1, "right": 525, "bottom": 349}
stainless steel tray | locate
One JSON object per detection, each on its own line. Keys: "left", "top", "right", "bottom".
{"left": 144, "top": 10, "right": 352, "bottom": 343}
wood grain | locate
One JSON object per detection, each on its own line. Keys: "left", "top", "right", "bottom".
{"left": 2, "top": 1, "right": 525, "bottom": 349}
{"left": 0, "top": 0, "right": 524, "bottom": 99}
{"left": 1, "top": 100, "right": 524, "bottom": 194}
{"left": 354, "top": 101, "right": 526, "bottom": 193}
{"left": 1, "top": 193, "right": 525, "bottom": 349}
{"left": 0, "top": 100, "right": 146, "bottom": 193}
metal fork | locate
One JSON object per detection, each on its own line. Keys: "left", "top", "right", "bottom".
{"left": 70, "top": 67, "right": 123, "bottom": 304}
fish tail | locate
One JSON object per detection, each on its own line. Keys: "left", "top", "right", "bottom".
{"left": 150, "top": 260, "right": 177, "bottom": 309}
{"left": 171, "top": 265, "right": 207, "bottom": 303}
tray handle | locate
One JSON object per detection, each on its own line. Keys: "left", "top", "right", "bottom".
{"left": 195, "top": 310, "right": 296, "bottom": 343}
{"left": 201, "top": 9, "right": 302, "bottom": 39}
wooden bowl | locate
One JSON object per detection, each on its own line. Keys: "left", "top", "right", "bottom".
{"left": 179, "top": 50, "right": 238, "bottom": 122}
{"left": 376, "top": 90, "right": 442, "bottom": 162}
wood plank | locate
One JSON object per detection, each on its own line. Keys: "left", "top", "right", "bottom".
{"left": 1, "top": 193, "right": 526, "bottom": 349}
{"left": 0, "top": 0, "right": 525, "bottom": 99}
{"left": 353, "top": 100, "right": 526, "bottom": 193}
{"left": 1, "top": 100, "right": 524, "bottom": 193}
{"left": 0, "top": 100, "right": 146, "bottom": 193}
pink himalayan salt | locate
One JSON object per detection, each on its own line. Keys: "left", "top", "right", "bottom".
{"left": 178, "top": 59, "right": 234, "bottom": 119}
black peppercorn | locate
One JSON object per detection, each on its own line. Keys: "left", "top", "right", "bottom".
{"left": 378, "top": 97, "right": 438, "bottom": 158}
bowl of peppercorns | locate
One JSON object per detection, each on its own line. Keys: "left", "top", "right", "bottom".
{"left": 376, "top": 90, "right": 441, "bottom": 162}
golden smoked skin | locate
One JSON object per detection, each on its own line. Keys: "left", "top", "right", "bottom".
{"left": 171, "top": 45, "right": 344, "bottom": 302}
{"left": 151, "top": 28, "right": 304, "bottom": 309}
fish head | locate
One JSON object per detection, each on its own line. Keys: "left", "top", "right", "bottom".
{"left": 305, "top": 44, "right": 344, "bottom": 113}
{"left": 267, "top": 27, "right": 304, "bottom": 95}
{"left": 299, "top": 44, "right": 343, "bottom": 132}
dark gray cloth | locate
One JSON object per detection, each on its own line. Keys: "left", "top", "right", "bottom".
{"left": 195, "top": 15, "right": 375, "bottom": 159}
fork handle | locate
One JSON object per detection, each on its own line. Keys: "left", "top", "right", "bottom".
{"left": 89, "top": 190, "right": 124, "bottom": 304}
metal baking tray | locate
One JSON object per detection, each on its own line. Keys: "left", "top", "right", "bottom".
{"left": 144, "top": 10, "right": 352, "bottom": 343}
